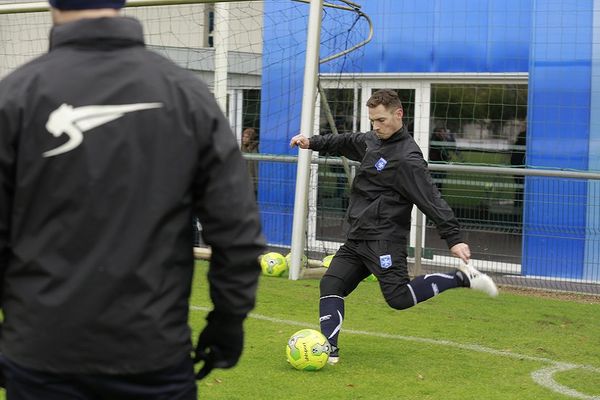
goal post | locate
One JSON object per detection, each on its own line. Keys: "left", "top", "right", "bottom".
{"left": 0, "top": 0, "right": 250, "bottom": 14}
{"left": 288, "top": 0, "right": 323, "bottom": 281}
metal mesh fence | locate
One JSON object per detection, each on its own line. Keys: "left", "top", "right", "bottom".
{"left": 196, "top": 154, "right": 600, "bottom": 295}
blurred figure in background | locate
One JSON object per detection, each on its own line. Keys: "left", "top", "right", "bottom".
{"left": 241, "top": 127, "right": 259, "bottom": 195}
{"left": 429, "top": 126, "right": 458, "bottom": 191}
{"left": 0, "top": 1, "right": 264, "bottom": 398}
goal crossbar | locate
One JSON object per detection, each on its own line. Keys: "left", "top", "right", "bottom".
{"left": 0, "top": 0, "right": 253, "bottom": 15}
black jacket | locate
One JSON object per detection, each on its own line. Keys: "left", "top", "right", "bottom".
{"left": 0, "top": 17, "right": 264, "bottom": 374}
{"left": 309, "top": 127, "right": 462, "bottom": 247}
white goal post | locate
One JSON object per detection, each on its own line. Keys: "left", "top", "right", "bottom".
{"left": 288, "top": 0, "right": 323, "bottom": 280}
{"left": 0, "top": 0, "right": 248, "bottom": 14}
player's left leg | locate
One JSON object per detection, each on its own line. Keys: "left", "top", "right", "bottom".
{"left": 319, "top": 240, "right": 370, "bottom": 364}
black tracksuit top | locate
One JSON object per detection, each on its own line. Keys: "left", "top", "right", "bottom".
{"left": 309, "top": 127, "right": 463, "bottom": 247}
{"left": 0, "top": 17, "right": 264, "bottom": 374}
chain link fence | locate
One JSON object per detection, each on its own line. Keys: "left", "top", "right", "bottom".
{"left": 193, "top": 154, "right": 600, "bottom": 296}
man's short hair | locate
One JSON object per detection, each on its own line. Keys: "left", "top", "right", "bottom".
{"left": 366, "top": 89, "right": 403, "bottom": 111}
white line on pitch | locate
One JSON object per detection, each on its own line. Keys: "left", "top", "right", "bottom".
{"left": 191, "top": 305, "right": 600, "bottom": 399}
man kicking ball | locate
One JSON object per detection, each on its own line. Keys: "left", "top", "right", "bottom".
{"left": 290, "top": 89, "right": 497, "bottom": 365}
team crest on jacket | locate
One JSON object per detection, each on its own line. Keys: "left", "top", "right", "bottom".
{"left": 375, "top": 157, "right": 387, "bottom": 171}
{"left": 379, "top": 254, "right": 392, "bottom": 269}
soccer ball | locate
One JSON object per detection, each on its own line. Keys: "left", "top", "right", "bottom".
{"left": 286, "top": 329, "right": 331, "bottom": 371}
{"left": 322, "top": 254, "right": 335, "bottom": 268}
{"left": 285, "top": 252, "right": 308, "bottom": 268}
{"left": 260, "top": 252, "right": 288, "bottom": 277}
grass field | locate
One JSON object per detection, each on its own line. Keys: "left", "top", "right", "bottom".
{"left": 190, "top": 261, "right": 600, "bottom": 400}
{"left": 2, "top": 260, "right": 599, "bottom": 399}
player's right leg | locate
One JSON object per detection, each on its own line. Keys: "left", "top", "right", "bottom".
{"left": 363, "top": 239, "right": 497, "bottom": 309}
{"left": 360, "top": 240, "right": 483, "bottom": 310}
{"left": 319, "top": 240, "right": 370, "bottom": 365}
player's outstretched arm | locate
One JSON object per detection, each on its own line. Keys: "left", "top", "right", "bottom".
{"left": 289, "top": 133, "right": 310, "bottom": 149}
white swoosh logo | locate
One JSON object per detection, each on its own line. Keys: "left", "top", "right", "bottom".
{"left": 43, "top": 102, "right": 163, "bottom": 157}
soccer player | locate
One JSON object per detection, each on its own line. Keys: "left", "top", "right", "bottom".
{"left": 0, "top": 1, "right": 264, "bottom": 398}
{"left": 290, "top": 89, "right": 497, "bottom": 365}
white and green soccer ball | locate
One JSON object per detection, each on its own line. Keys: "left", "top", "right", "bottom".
{"left": 260, "top": 252, "right": 288, "bottom": 277}
{"left": 285, "top": 252, "right": 308, "bottom": 269}
{"left": 286, "top": 328, "right": 331, "bottom": 371}
{"left": 322, "top": 254, "right": 335, "bottom": 268}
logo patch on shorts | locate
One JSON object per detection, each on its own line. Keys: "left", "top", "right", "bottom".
{"left": 375, "top": 157, "right": 388, "bottom": 171}
{"left": 379, "top": 254, "right": 392, "bottom": 269}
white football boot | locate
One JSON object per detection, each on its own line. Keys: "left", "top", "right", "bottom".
{"left": 327, "top": 346, "right": 339, "bottom": 365}
{"left": 458, "top": 264, "right": 499, "bottom": 297}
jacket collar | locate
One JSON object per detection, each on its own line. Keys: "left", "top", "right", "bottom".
{"left": 380, "top": 125, "right": 407, "bottom": 143}
{"left": 49, "top": 17, "right": 144, "bottom": 50}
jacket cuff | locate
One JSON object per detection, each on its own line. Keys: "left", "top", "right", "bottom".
{"left": 308, "top": 136, "right": 321, "bottom": 151}
{"left": 207, "top": 310, "right": 247, "bottom": 324}
{"left": 445, "top": 234, "right": 464, "bottom": 249}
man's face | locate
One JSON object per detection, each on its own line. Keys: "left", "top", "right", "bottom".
{"left": 242, "top": 129, "right": 254, "bottom": 144}
{"left": 368, "top": 104, "right": 403, "bottom": 140}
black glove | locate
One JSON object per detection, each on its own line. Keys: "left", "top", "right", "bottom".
{"left": 0, "top": 352, "right": 6, "bottom": 389}
{"left": 194, "top": 311, "right": 245, "bottom": 380}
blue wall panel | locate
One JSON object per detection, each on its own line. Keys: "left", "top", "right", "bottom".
{"left": 585, "top": 0, "right": 600, "bottom": 280}
{"left": 486, "top": 1, "right": 534, "bottom": 71}
{"left": 523, "top": 0, "right": 592, "bottom": 278}
{"left": 433, "top": 0, "right": 491, "bottom": 72}
{"left": 360, "top": 1, "right": 436, "bottom": 73}
{"left": 259, "top": 1, "right": 308, "bottom": 246}
{"left": 320, "top": 0, "right": 531, "bottom": 74}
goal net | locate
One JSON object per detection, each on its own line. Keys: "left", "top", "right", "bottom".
{"left": 5, "top": 1, "right": 594, "bottom": 292}
{"left": 0, "top": 0, "right": 370, "bottom": 259}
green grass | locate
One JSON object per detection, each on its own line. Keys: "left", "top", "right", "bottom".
{"left": 555, "top": 368, "right": 600, "bottom": 397}
{"left": 192, "top": 261, "right": 600, "bottom": 400}
{"left": 2, "top": 261, "right": 599, "bottom": 399}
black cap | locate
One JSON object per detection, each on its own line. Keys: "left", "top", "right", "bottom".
{"left": 48, "top": 0, "right": 125, "bottom": 10}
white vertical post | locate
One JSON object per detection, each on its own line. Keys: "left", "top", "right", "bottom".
{"left": 289, "top": 0, "right": 324, "bottom": 280}
{"left": 214, "top": 2, "right": 229, "bottom": 113}
{"left": 235, "top": 89, "right": 244, "bottom": 144}
{"left": 410, "top": 83, "right": 430, "bottom": 262}
{"left": 413, "top": 209, "right": 424, "bottom": 276}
